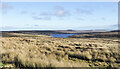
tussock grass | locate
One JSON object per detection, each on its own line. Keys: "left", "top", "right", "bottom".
{"left": 0, "top": 33, "right": 120, "bottom": 67}
{"left": 68, "top": 51, "right": 92, "bottom": 60}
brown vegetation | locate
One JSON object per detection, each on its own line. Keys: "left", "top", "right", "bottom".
{"left": 69, "top": 32, "right": 119, "bottom": 38}
{"left": 0, "top": 32, "right": 120, "bottom": 68}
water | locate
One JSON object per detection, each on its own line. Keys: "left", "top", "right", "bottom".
{"left": 51, "top": 33, "right": 79, "bottom": 38}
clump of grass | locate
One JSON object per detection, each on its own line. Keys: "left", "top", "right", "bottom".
{"left": 54, "top": 51, "right": 65, "bottom": 57}
{"left": 68, "top": 51, "right": 92, "bottom": 60}
{"left": 57, "top": 47, "right": 63, "bottom": 51}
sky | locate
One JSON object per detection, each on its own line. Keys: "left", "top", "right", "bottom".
{"left": 1, "top": 2, "right": 118, "bottom": 31}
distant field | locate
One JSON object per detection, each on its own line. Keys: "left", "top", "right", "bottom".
{"left": 1, "top": 30, "right": 107, "bottom": 37}
{"left": 69, "top": 31, "right": 119, "bottom": 38}
{"left": 1, "top": 30, "right": 119, "bottom": 38}
{"left": 0, "top": 30, "right": 120, "bottom": 68}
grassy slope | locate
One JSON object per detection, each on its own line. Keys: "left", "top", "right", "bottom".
{"left": 0, "top": 32, "right": 120, "bottom": 68}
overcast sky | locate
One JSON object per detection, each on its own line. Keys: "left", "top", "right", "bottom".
{"left": 1, "top": 2, "right": 118, "bottom": 31}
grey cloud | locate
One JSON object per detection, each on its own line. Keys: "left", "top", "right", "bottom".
{"left": 21, "top": 11, "right": 28, "bottom": 14}
{"left": 39, "top": 10, "right": 70, "bottom": 17}
{"left": 32, "top": 16, "right": 42, "bottom": 20}
{"left": 34, "top": 25, "right": 39, "bottom": 26}
{"left": 26, "top": 24, "right": 30, "bottom": 26}
{"left": 43, "top": 17, "right": 51, "bottom": 20}
{"left": 76, "top": 8, "right": 93, "bottom": 15}
{"left": 32, "top": 16, "right": 51, "bottom": 20}
{"left": 39, "top": 6, "right": 70, "bottom": 17}
{"left": 101, "top": 17, "right": 106, "bottom": 21}
{"left": 1, "top": 3, "right": 13, "bottom": 14}
{"left": 76, "top": 18, "right": 85, "bottom": 21}
{"left": 55, "top": 6, "right": 64, "bottom": 10}
{"left": 1, "top": 26, "right": 18, "bottom": 31}
{"left": 31, "top": 12, "right": 36, "bottom": 15}
{"left": 40, "top": 12, "right": 53, "bottom": 16}
{"left": 56, "top": 10, "right": 65, "bottom": 16}
{"left": 56, "top": 10, "right": 70, "bottom": 17}
{"left": 0, "top": 3, "right": 13, "bottom": 10}
{"left": 0, "top": 3, "right": 2, "bottom": 9}
{"left": 55, "top": 6, "right": 71, "bottom": 17}
{"left": 31, "top": 6, "right": 71, "bottom": 20}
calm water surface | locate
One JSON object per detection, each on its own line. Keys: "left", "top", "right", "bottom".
{"left": 51, "top": 33, "right": 80, "bottom": 38}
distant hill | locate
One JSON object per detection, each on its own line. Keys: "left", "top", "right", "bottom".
{"left": 75, "top": 24, "right": 118, "bottom": 31}
{"left": 110, "top": 30, "right": 120, "bottom": 32}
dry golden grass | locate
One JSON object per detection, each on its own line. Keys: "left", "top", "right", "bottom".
{"left": 0, "top": 33, "right": 120, "bottom": 68}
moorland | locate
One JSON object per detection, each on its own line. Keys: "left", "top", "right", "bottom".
{"left": 0, "top": 30, "right": 120, "bottom": 68}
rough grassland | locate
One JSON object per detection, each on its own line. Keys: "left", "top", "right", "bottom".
{"left": 0, "top": 33, "right": 120, "bottom": 68}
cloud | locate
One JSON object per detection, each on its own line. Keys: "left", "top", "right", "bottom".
{"left": 101, "top": 17, "right": 106, "bottom": 21}
{"left": 32, "top": 16, "right": 42, "bottom": 20}
{"left": 55, "top": 6, "right": 71, "bottom": 17}
{"left": 31, "top": 12, "right": 36, "bottom": 15}
{"left": 34, "top": 25, "right": 39, "bottom": 26}
{"left": 55, "top": 6, "right": 64, "bottom": 10}
{"left": 32, "top": 16, "right": 51, "bottom": 20}
{"left": 1, "top": 26, "right": 18, "bottom": 31}
{"left": 40, "top": 12, "right": 53, "bottom": 16}
{"left": 21, "top": 11, "right": 28, "bottom": 14}
{"left": 56, "top": 10, "right": 65, "bottom": 16}
{"left": 0, "top": 3, "right": 13, "bottom": 14}
{"left": 31, "top": 6, "right": 71, "bottom": 20}
{"left": 76, "top": 8, "right": 93, "bottom": 15}
{"left": 38, "top": 6, "right": 71, "bottom": 17}
{"left": 31, "top": 12, "right": 52, "bottom": 20}
{"left": 0, "top": 3, "right": 2, "bottom": 9}
{"left": 76, "top": 18, "right": 85, "bottom": 21}
{"left": 56, "top": 10, "right": 69, "bottom": 17}
{"left": 0, "top": 3, "right": 13, "bottom": 10}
